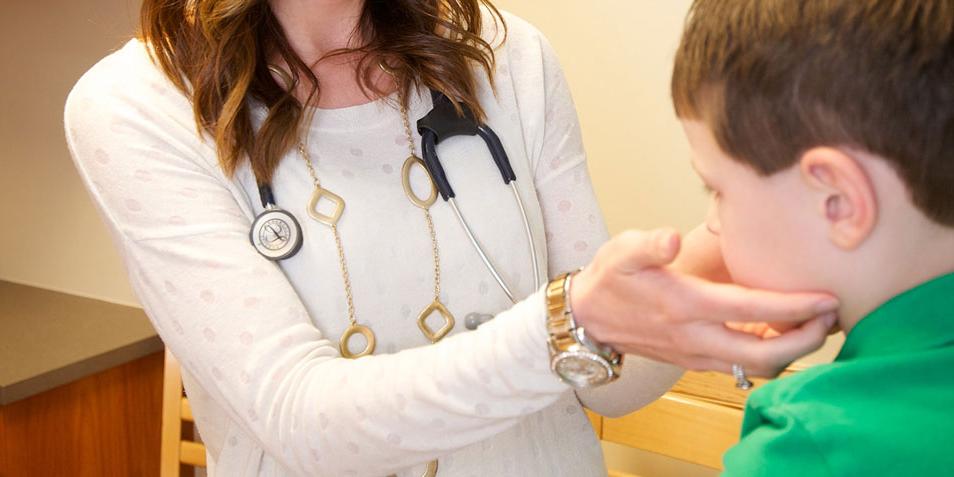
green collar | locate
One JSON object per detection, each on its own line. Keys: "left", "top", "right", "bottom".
{"left": 836, "top": 271, "right": 954, "bottom": 362}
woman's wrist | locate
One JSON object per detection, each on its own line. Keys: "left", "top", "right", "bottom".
{"left": 566, "top": 265, "right": 610, "bottom": 345}
{"left": 545, "top": 268, "right": 623, "bottom": 388}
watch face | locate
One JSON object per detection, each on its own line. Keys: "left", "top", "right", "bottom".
{"left": 552, "top": 351, "right": 611, "bottom": 388}
{"left": 250, "top": 207, "right": 303, "bottom": 260}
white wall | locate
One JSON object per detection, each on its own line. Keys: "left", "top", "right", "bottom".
{"left": 496, "top": 0, "right": 707, "bottom": 235}
{"left": 0, "top": 0, "right": 142, "bottom": 306}
{"left": 0, "top": 0, "right": 706, "bottom": 306}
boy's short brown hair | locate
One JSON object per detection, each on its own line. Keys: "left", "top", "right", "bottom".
{"left": 672, "top": 0, "right": 954, "bottom": 226}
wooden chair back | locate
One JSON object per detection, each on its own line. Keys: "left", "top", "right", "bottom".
{"left": 160, "top": 349, "right": 207, "bottom": 477}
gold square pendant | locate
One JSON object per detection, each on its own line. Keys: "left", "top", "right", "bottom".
{"left": 307, "top": 186, "right": 345, "bottom": 226}
{"left": 417, "top": 299, "right": 455, "bottom": 343}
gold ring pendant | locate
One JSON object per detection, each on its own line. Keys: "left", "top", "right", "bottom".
{"left": 338, "top": 324, "right": 376, "bottom": 359}
{"left": 423, "top": 460, "right": 438, "bottom": 477}
{"left": 402, "top": 155, "right": 438, "bottom": 209}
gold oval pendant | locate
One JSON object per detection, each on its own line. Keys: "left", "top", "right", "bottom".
{"left": 339, "top": 324, "right": 376, "bottom": 359}
{"left": 402, "top": 155, "right": 438, "bottom": 209}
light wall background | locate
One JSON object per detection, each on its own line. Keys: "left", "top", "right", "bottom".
{"left": 0, "top": 2, "right": 839, "bottom": 476}
{"left": 0, "top": 0, "right": 705, "bottom": 306}
{"left": 1, "top": 0, "right": 143, "bottom": 306}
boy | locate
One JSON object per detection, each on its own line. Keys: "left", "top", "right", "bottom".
{"left": 671, "top": 0, "right": 954, "bottom": 475}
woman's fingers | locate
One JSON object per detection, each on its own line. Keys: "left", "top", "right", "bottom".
{"left": 741, "top": 313, "right": 835, "bottom": 374}
{"left": 687, "top": 314, "right": 836, "bottom": 376}
{"left": 672, "top": 274, "right": 840, "bottom": 324}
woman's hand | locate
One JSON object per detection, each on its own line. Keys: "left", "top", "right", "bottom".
{"left": 570, "top": 227, "right": 839, "bottom": 377}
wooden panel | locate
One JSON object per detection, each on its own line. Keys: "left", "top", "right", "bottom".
{"left": 672, "top": 364, "right": 806, "bottom": 410}
{"left": 0, "top": 351, "right": 164, "bottom": 477}
{"left": 602, "top": 393, "right": 743, "bottom": 470}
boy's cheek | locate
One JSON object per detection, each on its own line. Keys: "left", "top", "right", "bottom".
{"left": 717, "top": 172, "right": 831, "bottom": 293}
{"left": 718, "top": 207, "right": 803, "bottom": 291}
{"left": 720, "top": 237, "right": 774, "bottom": 288}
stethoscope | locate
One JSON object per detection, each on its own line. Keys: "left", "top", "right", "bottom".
{"left": 249, "top": 89, "right": 541, "bottom": 315}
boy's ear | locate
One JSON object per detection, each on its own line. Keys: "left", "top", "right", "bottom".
{"left": 798, "top": 147, "right": 878, "bottom": 250}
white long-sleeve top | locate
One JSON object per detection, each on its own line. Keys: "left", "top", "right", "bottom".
{"left": 64, "top": 11, "right": 682, "bottom": 477}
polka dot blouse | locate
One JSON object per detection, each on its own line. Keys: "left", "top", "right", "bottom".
{"left": 64, "top": 10, "right": 682, "bottom": 477}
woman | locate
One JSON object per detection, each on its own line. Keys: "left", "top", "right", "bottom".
{"left": 64, "top": 1, "right": 838, "bottom": 475}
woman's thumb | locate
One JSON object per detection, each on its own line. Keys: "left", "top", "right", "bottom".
{"left": 613, "top": 228, "right": 681, "bottom": 274}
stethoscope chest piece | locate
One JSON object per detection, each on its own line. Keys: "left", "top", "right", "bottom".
{"left": 250, "top": 203, "right": 304, "bottom": 261}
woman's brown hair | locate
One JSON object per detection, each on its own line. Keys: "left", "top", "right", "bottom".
{"left": 139, "top": 0, "right": 506, "bottom": 185}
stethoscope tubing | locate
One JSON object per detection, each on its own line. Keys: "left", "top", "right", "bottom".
{"left": 418, "top": 94, "right": 542, "bottom": 304}
{"left": 510, "top": 181, "right": 542, "bottom": 292}
{"left": 448, "top": 197, "right": 516, "bottom": 303}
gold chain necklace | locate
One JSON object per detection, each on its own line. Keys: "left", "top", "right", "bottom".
{"left": 299, "top": 141, "right": 373, "bottom": 358}
{"left": 300, "top": 95, "right": 444, "bottom": 477}
{"left": 273, "top": 58, "right": 443, "bottom": 474}
{"left": 298, "top": 95, "right": 455, "bottom": 359}
{"left": 397, "top": 91, "right": 456, "bottom": 344}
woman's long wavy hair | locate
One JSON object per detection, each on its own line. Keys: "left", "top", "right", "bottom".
{"left": 139, "top": 0, "right": 505, "bottom": 185}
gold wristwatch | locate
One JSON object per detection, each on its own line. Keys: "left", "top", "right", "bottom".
{"left": 546, "top": 270, "right": 623, "bottom": 388}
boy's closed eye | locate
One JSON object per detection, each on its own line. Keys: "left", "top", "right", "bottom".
{"left": 690, "top": 158, "right": 721, "bottom": 199}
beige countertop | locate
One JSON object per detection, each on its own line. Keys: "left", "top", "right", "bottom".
{"left": 0, "top": 280, "right": 162, "bottom": 405}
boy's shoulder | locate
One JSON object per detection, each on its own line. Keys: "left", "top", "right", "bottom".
{"left": 722, "top": 343, "right": 954, "bottom": 476}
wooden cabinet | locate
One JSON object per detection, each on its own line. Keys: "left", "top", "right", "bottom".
{"left": 0, "top": 352, "right": 164, "bottom": 477}
{"left": 0, "top": 281, "right": 165, "bottom": 477}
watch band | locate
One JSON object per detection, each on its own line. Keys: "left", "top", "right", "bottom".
{"left": 546, "top": 269, "right": 623, "bottom": 388}
{"left": 546, "top": 271, "right": 578, "bottom": 355}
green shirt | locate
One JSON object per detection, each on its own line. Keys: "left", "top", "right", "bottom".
{"left": 722, "top": 272, "right": 954, "bottom": 476}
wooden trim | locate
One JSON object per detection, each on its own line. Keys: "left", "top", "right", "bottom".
{"left": 602, "top": 393, "right": 743, "bottom": 470}
{"left": 671, "top": 364, "right": 807, "bottom": 410}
